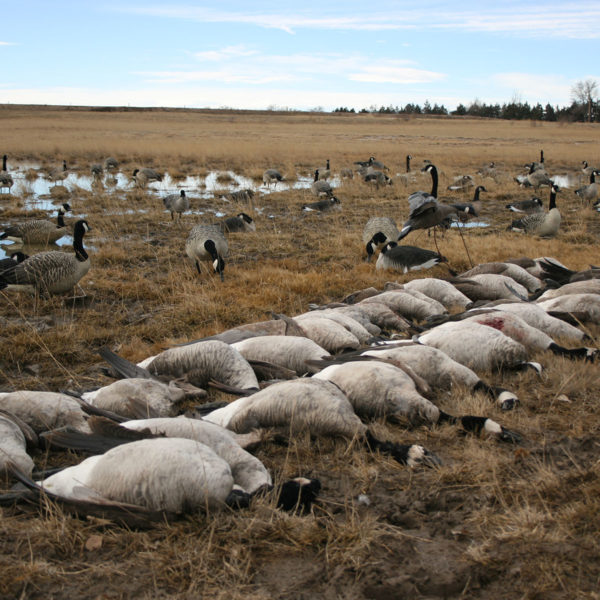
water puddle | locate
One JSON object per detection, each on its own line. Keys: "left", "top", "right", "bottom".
{"left": 450, "top": 221, "right": 489, "bottom": 229}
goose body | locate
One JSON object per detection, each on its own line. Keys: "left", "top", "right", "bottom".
{"left": 517, "top": 162, "right": 553, "bottom": 189}
{"left": 353, "top": 300, "right": 413, "bottom": 332}
{"left": 82, "top": 378, "right": 185, "bottom": 419}
{"left": 535, "top": 279, "right": 600, "bottom": 302}
{"left": 360, "top": 289, "right": 447, "bottom": 322}
{"left": 185, "top": 224, "right": 228, "bottom": 280}
{"left": 362, "top": 217, "right": 399, "bottom": 261}
{"left": 133, "top": 168, "right": 162, "bottom": 187}
{"left": 0, "top": 251, "right": 28, "bottom": 274}
{"left": 224, "top": 188, "right": 255, "bottom": 203}
{"left": 48, "top": 160, "right": 68, "bottom": 184}
{"left": 138, "top": 339, "right": 259, "bottom": 390}
{"left": 104, "top": 157, "right": 119, "bottom": 172}
{"left": 459, "top": 262, "right": 543, "bottom": 294}
{"left": 302, "top": 196, "right": 340, "bottom": 212}
{"left": 0, "top": 414, "right": 35, "bottom": 476}
{"left": 376, "top": 242, "right": 446, "bottom": 273}
{"left": 0, "top": 219, "right": 91, "bottom": 296}
{"left": 90, "top": 164, "right": 103, "bottom": 179}
{"left": 364, "top": 169, "right": 393, "bottom": 186}
{"left": 0, "top": 203, "right": 71, "bottom": 245}
{"left": 310, "top": 170, "right": 333, "bottom": 196}
{"left": 415, "top": 320, "right": 531, "bottom": 372}
{"left": 219, "top": 212, "right": 256, "bottom": 232}
{"left": 536, "top": 293, "right": 600, "bottom": 324}
{"left": 453, "top": 273, "right": 529, "bottom": 302}
{"left": 163, "top": 190, "right": 189, "bottom": 220}
{"left": 232, "top": 335, "right": 330, "bottom": 376}
{"left": 0, "top": 391, "right": 90, "bottom": 433}
{"left": 450, "top": 185, "right": 486, "bottom": 220}
{"left": 447, "top": 174, "right": 475, "bottom": 192}
{"left": 509, "top": 184, "right": 560, "bottom": 237}
{"left": 403, "top": 277, "right": 473, "bottom": 311}
{"left": 316, "top": 159, "right": 330, "bottom": 180}
{"left": 294, "top": 309, "right": 372, "bottom": 344}
{"left": 505, "top": 197, "right": 543, "bottom": 213}
{"left": 292, "top": 315, "right": 360, "bottom": 353}
{"left": 39, "top": 438, "right": 235, "bottom": 512}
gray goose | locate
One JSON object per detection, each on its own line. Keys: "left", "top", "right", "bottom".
{"left": 162, "top": 190, "right": 189, "bottom": 220}
{"left": 310, "top": 169, "right": 333, "bottom": 196}
{"left": 262, "top": 169, "right": 284, "bottom": 188}
{"left": 0, "top": 219, "right": 91, "bottom": 296}
{"left": 575, "top": 170, "right": 599, "bottom": 204}
{"left": 0, "top": 203, "right": 71, "bottom": 245}
{"left": 185, "top": 224, "right": 228, "bottom": 280}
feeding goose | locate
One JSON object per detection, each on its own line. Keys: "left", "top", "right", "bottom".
{"left": 185, "top": 224, "right": 228, "bottom": 281}
{"left": 262, "top": 169, "right": 284, "bottom": 187}
{"left": 0, "top": 203, "right": 71, "bottom": 245}
{"left": 310, "top": 169, "right": 333, "bottom": 196}
{"left": 0, "top": 219, "right": 91, "bottom": 296}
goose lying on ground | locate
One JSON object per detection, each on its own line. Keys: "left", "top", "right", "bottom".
{"left": 302, "top": 196, "right": 340, "bottom": 212}
{"left": 360, "top": 289, "right": 447, "bottom": 322}
{"left": 403, "top": 278, "right": 473, "bottom": 311}
{"left": 459, "top": 262, "right": 543, "bottom": 294}
{"left": 506, "top": 197, "right": 543, "bottom": 213}
{"left": 534, "top": 279, "right": 600, "bottom": 302}
{"left": 291, "top": 316, "right": 361, "bottom": 353}
{"left": 218, "top": 212, "right": 256, "bottom": 233}
{"left": 294, "top": 309, "right": 373, "bottom": 344}
{"left": 0, "top": 413, "right": 35, "bottom": 477}
{"left": 452, "top": 273, "right": 529, "bottom": 302}
{"left": 536, "top": 293, "right": 600, "bottom": 324}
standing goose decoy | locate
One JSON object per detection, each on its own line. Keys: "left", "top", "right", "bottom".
{"left": 219, "top": 212, "right": 256, "bottom": 233}
{"left": 301, "top": 196, "right": 340, "bottom": 213}
{"left": 185, "top": 224, "right": 228, "bottom": 281}
{"left": 0, "top": 203, "right": 71, "bottom": 245}
{"left": 574, "top": 170, "right": 599, "bottom": 204}
{"left": 316, "top": 159, "right": 331, "bottom": 180}
{"left": 0, "top": 155, "right": 14, "bottom": 193}
{"left": 90, "top": 163, "right": 103, "bottom": 180}
{"left": 0, "top": 219, "right": 91, "bottom": 296}
{"left": 376, "top": 242, "right": 447, "bottom": 274}
{"left": 362, "top": 217, "right": 400, "bottom": 261}
{"left": 262, "top": 169, "right": 284, "bottom": 188}
{"left": 505, "top": 197, "right": 543, "bottom": 213}
{"left": 104, "top": 157, "right": 119, "bottom": 172}
{"left": 398, "top": 164, "right": 459, "bottom": 240}
{"left": 516, "top": 162, "right": 553, "bottom": 189}
{"left": 310, "top": 169, "right": 333, "bottom": 197}
{"left": 48, "top": 160, "right": 69, "bottom": 185}
{"left": 509, "top": 184, "right": 561, "bottom": 237}
{"left": 163, "top": 190, "right": 189, "bottom": 220}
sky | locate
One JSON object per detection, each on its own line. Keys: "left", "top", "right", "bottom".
{"left": 1, "top": 1, "right": 599, "bottom": 112}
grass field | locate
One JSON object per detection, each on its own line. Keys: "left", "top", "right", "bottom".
{"left": 0, "top": 105, "right": 599, "bottom": 599}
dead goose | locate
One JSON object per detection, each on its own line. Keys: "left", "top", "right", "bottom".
{"left": 509, "top": 184, "right": 560, "bottom": 237}
{"left": 163, "top": 190, "right": 189, "bottom": 220}
{"left": 459, "top": 262, "right": 543, "bottom": 294}
{"left": 0, "top": 203, "right": 71, "bottom": 245}
{"left": 452, "top": 273, "right": 529, "bottom": 302}
{"left": 202, "top": 378, "right": 440, "bottom": 467}
{"left": 360, "top": 290, "right": 446, "bottom": 322}
{"left": 219, "top": 212, "right": 256, "bottom": 233}
{"left": 403, "top": 278, "right": 473, "bottom": 311}
{"left": 536, "top": 293, "right": 600, "bottom": 324}
{"left": 362, "top": 217, "right": 399, "bottom": 262}
{"left": 0, "top": 219, "right": 91, "bottom": 296}
{"left": 535, "top": 279, "right": 600, "bottom": 302}
{"left": 292, "top": 316, "right": 361, "bottom": 353}
{"left": 185, "top": 224, "right": 228, "bottom": 281}
{"left": 0, "top": 413, "right": 35, "bottom": 477}
{"left": 376, "top": 242, "right": 447, "bottom": 273}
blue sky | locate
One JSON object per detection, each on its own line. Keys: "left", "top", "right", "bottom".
{"left": 1, "top": 1, "right": 599, "bottom": 111}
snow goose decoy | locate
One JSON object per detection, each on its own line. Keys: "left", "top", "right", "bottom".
{"left": 185, "top": 224, "right": 228, "bottom": 281}
{"left": 0, "top": 219, "right": 91, "bottom": 296}
{"left": 0, "top": 203, "right": 71, "bottom": 245}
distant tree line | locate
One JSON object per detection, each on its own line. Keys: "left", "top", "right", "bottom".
{"left": 332, "top": 80, "right": 600, "bottom": 122}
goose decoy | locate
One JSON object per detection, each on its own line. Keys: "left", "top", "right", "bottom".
{"left": 398, "top": 165, "right": 459, "bottom": 240}
{"left": 301, "top": 196, "right": 340, "bottom": 212}
{"left": 163, "top": 190, "right": 189, "bottom": 220}
{"left": 0, "top": 203, "right": 71, "bottom": 245}
{"left": 450, "top": 185, "right": 486, "bottom": 219}
{"left": 310, "top": 169, "right": 333, "bottom": 196}
{"left": 0, "top": 219, "right": 91, "bottom": 296}
{"left": 48, "top": 160, "right": 69, "bottom": 185}
{"left": 224, "top": 188, "right": 255, "bottom": 203}
{"left": 376, "top": 242, "right": 447, "bottom": 273}
{"left": 362, "top": 217, "right": 400, "bottom": 262}
{"left": 447, "top": 174, "right": 475, "bottom": 192}
{"left": 516, "top": 162, "right": 553, "bottom": 189}
{"left": 574, "top": 170, "right": 599, "bottom": 204}
{"left": 477, "top": 162, "right": 497, "bottom": 178}
{"left": 0, "top": 155, "right": 14, "bottom": 193}
{"left": 133, "top": 168, "right": 162, "bottom": 187}
{"left": 262, "top": 169, "right": 283, "bottom": 188}
{"left": 505, "top": 197, "right": 543, "bottom": 213}
{"left": 0, "top": 251, "right": 28, "bottom": 274}
{"left": 316, "top": 159, "right": 331, "bottom": 180}
{"left": 509, "top": 184, "right": 560, "bottom": 237}
{"left": 364, "top": 169, "right": 393, "bottom": 186}
{"left": 218, "top": 212, "right": 256, "bottom": 232}
{"left": 104, "top": 157, "right": 119, "bottom": 172}
{"left": 185, "top": 224, "right": 228, "bottom": 280}
{"left": 90, "top": 163, "right": 103, "bottom": 180}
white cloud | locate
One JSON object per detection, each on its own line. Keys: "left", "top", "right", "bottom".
{"left": 490, "top": 73, "right": 575, "bottom": 105}
{"left": 350, "top": 66, "right": 445, "bottom": 85}
{"left": 192, "top": 45, "right": 259, "bottom": 61}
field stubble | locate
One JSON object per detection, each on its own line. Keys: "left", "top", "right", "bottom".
{"left": 0, "top": 106, "right": 599, "bottom": 599}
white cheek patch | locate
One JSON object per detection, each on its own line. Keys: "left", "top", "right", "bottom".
{"left": 498, "top": 390, "right": 518, "bottom": 405}
{"left": 213, "top": 258, "right": 219, "bottom": 271}
{"left": 484, "top": 419, "right": 503, "bottom": 436}
{"left": 407, "top": 444, "right": 425, "bottom": 467}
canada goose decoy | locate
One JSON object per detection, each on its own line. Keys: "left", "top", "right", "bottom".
{"left": 301, "top": 196, "right": 340, "bottom": 212}
{"left": 0, "top": 203, "right": 71, "bottom": 245}
{"left": 90, "top": 164, "right": 103, "bottom": 180}
{"left": 395, "top": 155, "right": 417, "bottom": 185}
{"left": 310, "top": 169, "right": 333, "bottom": 196}
{"left": 185, "top": 224, "right": 228, "bottom": 280}
{"left": 516, "top": 162, "right": 553, "bottom": 189}
{"left": 575, "top": 170, "right": 599, "bottom": 204}
{"left": 505, "top": 197, "right": 543, "bottom": 213}
{"left": 224, "top": 188, "right": 255, "bottom": 203}
{"left": 530, "top": 149, "right": 545, "bottom": 171}
{"left": 132, "top": 168, "right": 162, "bottom": 188}
{"left": 104, "top": 157, "right": 119, "bottom": 172}
{"left": 398, "top": 165, "right": 459, "bottom": 240}
{"left": 0, "top": 251, "right": 28, "bottom": 275}
{"left": 163, "top": 190, "right": 189, "bottom": 220}
{"left": 477, "top": 162, "right": 497, "bottom": 178}
{"left": 509, "top": 184, "right": 560, "bottom": 237}
{"left": 362, "top": 217, "right": 399, "bottom": 262}
{"left": 0, "top": 155, "right": 14, "bottom": 193}
{"left": 447, "top": 174, "right": 475, "bottom": 192}
{"left": 367, "top": 156, "right": 388, "bottom": 171}
{"left": 48, "top": 160, "right": 69, "bottom": 185}
{"left": 450, "top": 185, "right": 486, "bottom": 219}
{"left": 219, "top": 212, "right": 256, "bottom": 232}
{"left": 0, "top": 219, "right": 91, "bottom": 296}
{"left": 340, "top": 167, "right": 354, "bottom": 179}
{"left": 364, "top": 169, "right": 393, "bottom": 186}
{"left": 316, "top": 159, "right": 331, "bottom": 180}
{"left": 262, "top": 169, "right": 283, "bottom": 188}
{"left": 376, "top": 242, "right": 447, "bottom": 273}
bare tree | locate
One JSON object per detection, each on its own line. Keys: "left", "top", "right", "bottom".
{"left": 571, "top": 79, "right": 599, "bottom": 122}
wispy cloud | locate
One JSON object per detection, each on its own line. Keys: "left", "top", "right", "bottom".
{"left": 116, "top": 3, "right": 600, "bottom": 38}
{"left": 350, "top": 66, "right": 445, "bottom": 85}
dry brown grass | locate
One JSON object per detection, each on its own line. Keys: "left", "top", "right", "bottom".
{"left": 0, "top": 106, "right": 599, "bottom": 599}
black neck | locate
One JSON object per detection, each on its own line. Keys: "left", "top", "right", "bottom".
{"left": 2, "top": 156, "right": 6, "bottom": 171}
{"left": 549, "top": 188, "right": 557, "bottom": 209}
{"left": 406, "top": 155, "right": 411, "bottom": 172}
{"left": 314, "top": 170, "right": 319, "bottom": 181}
{"left": 74, "top": 229, "right": 88, "bottom": 262}
{"left": 473, "top": 186, "right": 483, "bottom": 201}
{"left": 590, "top": 172, "right": 596, "bottom": 184}
{"left": 57, "top": 212, "right": 65, "bottom": 228}
{"left": 429, "top": 166, "right": 438, "bottom": 198}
